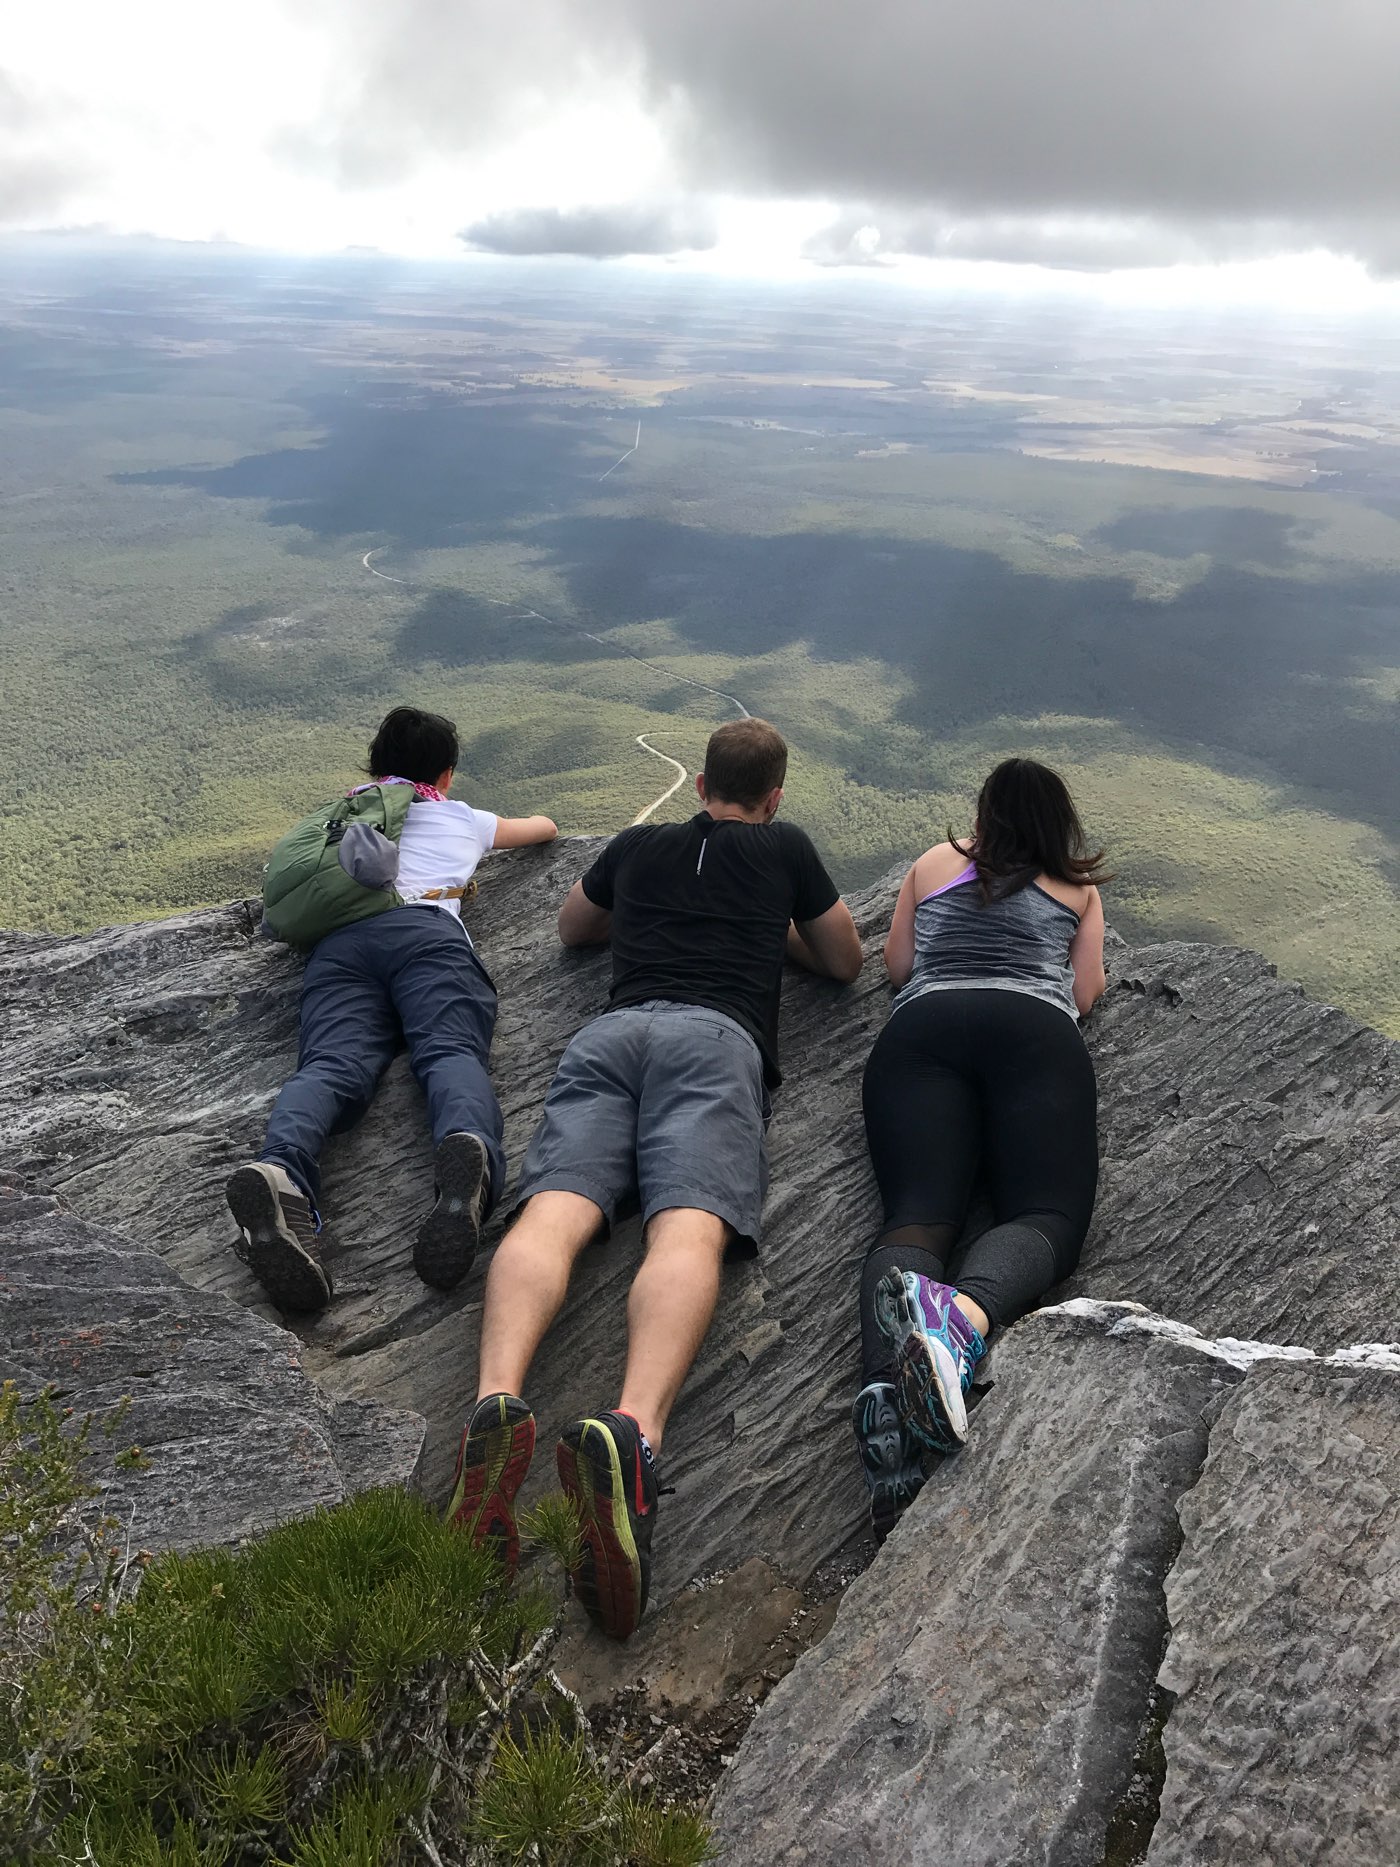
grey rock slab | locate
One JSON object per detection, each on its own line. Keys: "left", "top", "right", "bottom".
{"left": 1, "top": 856, "right": 1397, "bottom": 1632}
{"left": 0, "top": 1186, "right": 424, "bottom": 1551}
{"left": 710, "top": 1304, "right": 1244, "bottom": 1867}
{"left": 1145, "top": 1358, "right": 1400, "bottom": 1867}
{"left": 555, "top": 1556, "right": 808, "bottom": 1719}
{"left": 1067, "top": 940, "right": 1400, "bottom": 1351}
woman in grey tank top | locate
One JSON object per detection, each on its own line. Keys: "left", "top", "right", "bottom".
{"left": 851, "top": 759, "right": 1109, "bottom": 1541}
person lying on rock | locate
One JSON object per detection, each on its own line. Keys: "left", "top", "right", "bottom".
{"left": 853, "top": 757, "right": 1109, "bottom": 1539}
{"left": 446, "top": 717, "right": 864, "bottom": 1639}
{"left": 225, "top": 705, "right": 557, "bottom": 1313}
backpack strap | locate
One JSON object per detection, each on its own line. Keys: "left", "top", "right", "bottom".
{"left": 404, "top": 880, "right": 478, "bottom": 904}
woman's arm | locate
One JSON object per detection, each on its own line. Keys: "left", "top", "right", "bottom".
{"left": 1068, "top": 887, "right": 1107, "bottom": 1016}
{"left": 883, "top": 866, "right": 920, "bottom": 988}
{"left": 492, "top": 815, "right": 558, "bottom": 849}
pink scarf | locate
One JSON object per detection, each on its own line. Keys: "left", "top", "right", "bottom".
{"left": 349, "top": 776, "right": 448, "bottom": 803}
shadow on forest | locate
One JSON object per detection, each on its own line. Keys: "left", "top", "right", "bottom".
{"left": 138, "top": 399, "right": 1399, "bottom": 846}
{"left": 519, "top": 515, "right": 1400, "bottom": 841}
{"left": 1093, "top": 505, "right": 1314, "bottom": 565}
{"left": 117, "top": 399, "right": 600, "bottom": 544}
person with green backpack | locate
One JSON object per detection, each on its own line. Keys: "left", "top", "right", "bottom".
{"left": 225, "top": 705, "right": 557, "bottom": 1314}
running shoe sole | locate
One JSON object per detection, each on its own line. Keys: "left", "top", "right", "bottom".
{"left": 445, "top": 1394, "right": 536, "bottom": 1580}
{"left": 226, "top": 1165, "right": 332, "bottom": 1314}
{"left": 556, "top": 1419, "right": 645, "bottom": 1640}
{"left": 874, "top": 1269, "right": 969, "bottom": 1452}
{"left": 414, "top": 1133, "right": 488, "bottom": 1291}
{"left": 850, "top": 1383, "right": 925, "bottom": 1542}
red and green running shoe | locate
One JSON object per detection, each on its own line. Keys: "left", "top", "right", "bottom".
{"left": 444, "top": 1392, "right": 536, "bottom": 1580}
{"left": 556, "top": 1410, "right": 659, "bottom": 1641}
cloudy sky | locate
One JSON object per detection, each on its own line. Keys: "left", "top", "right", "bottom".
{"left": 5, "top": 0, "right": 1400, "bottom": 301}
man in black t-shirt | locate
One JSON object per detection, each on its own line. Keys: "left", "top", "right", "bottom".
{"left": 445, "top": 719, "right": 863, "bottom": 1639}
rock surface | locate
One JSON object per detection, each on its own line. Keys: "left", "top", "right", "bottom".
{"left": 0, "top": 1175, "right": 425, "bottom": 1550}
{"left": 711, "top": 1304, "right": 1243, "bottom": 1867}
{"left": 1147, "top": 1356, "right": 1400, "bottom": 1867}
{"left": 2, "top": 847, "right": 1398, "bottom": 1855}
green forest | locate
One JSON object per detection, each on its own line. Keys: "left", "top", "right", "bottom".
{"left": 1, "top": 255, "right": 1397, "bottom": 1032}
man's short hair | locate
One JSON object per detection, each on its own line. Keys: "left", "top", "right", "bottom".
{"left": 703, "top": 718, "right": 788, "bottom": 807}
{"left": 367, "top": 706, "right": 459, "bottom": 786}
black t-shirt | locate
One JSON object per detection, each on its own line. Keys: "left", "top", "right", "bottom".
{"left": 580, "top": 812, "right": 841, "bottom": 1086}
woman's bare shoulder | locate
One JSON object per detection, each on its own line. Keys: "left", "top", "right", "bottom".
{"left": 912, "top": 840, "right": 973, "bottom": 894}
{"left": 1035, "top": 873, "right": 1095, "bottom": 916}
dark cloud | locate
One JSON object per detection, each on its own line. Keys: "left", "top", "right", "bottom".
{"left": 624, "top": 3, "right": 1400, "bottom": 216}
{"left": 804, "top": 209, "right": 1303, "bottom": 274}
{"left": 620, "top": 0, "right": 1400, "bottom": 272}
{"left": 460, "top": 200, "right": 716, "bottom": 258}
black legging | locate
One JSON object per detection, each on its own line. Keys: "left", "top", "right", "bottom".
{"left": 859, "top": 988, "right": 1098, "bottom": 1382}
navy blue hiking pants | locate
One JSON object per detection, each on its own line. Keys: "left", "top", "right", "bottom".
{"left": 260, "top": 906, "right": 505, "bottom": 1213}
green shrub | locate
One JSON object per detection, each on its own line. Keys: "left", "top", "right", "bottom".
{"left": 0, "top": 1384, "right": 712, "bottom": 1867}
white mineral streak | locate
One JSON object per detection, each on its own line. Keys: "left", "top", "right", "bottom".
{"left": 1325, "top": 1342, "right": 1400, "bottom": 1371}
{"left": 1042, "top": 1297, "right": 1316, "bottom": 1369}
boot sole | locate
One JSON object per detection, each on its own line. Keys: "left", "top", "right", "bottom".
{"left": 226, "top": 1166, "right": 332, "bottom": 1314}
{"left": 557, "top": 1420, "right": 645, "bottom": 1641}
{"left": 414, "top": 1134, "right": 488, "bottom": 1291}
{"left": 875, "top": 1270, "right": 969, "bottom": 1452}
{"left": 851, "top": 1383, "right": 926, "bottom": 1543}
{"left": 445, "top": 1395, "right": 536, "bottom": 1580}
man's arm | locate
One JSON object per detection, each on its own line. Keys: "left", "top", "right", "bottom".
{"left": 493, "top": 815, "right": 558, "bottom": 849}
{"left": 789, "top": 901, "right": 864, "bottom": 983}
{"left": 558, "top": 879, "right": 613, "bottom": 947}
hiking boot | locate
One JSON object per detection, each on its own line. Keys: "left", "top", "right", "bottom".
{"left": 226, "top": 1162, "right": 333, "bottom": 1314}
{"left": 414, "top": 1132, "right": 489, "bottom": 1291}
{"left": 875, "top": 1269, "right": 987, "bottom": 1454}
{"left": 445, "top": 1392, "right": 536, "bottom": 1580}
{"left": 556, "top": 1411, "right": 659, "bottom": 1641}
{"left": 851, "top": 1379, "right": 926, "bottom": 1543}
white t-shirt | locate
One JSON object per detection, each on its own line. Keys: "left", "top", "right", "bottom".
{"left": 395, "top": 799, "right": 499, "bottom": 919}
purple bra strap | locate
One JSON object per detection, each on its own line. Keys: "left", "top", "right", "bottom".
{"left": 919, "top": 860, "right": 978, "bottom": 904}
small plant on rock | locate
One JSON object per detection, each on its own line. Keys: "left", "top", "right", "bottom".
{"left": 0, "top": 1383, "right": 713, "bottom": 1866}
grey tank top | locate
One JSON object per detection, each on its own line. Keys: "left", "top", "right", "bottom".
{"left": 891, "top": 863, "right": 1081, "bottom": 1022}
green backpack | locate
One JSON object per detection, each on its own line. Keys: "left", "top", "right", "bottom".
{"left": 261, "top": 782, "right": 415, "bottom": 949}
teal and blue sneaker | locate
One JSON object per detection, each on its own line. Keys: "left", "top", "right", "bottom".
{"left": 851, "top": 1380, "right": 926, "bottom": 1542}
{"left": 875, "top": 1269, "right": 987, "bottom": 1454}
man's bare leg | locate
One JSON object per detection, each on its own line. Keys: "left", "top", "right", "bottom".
{"left": 475, "top": 1190, "right": 602, "bottom": 1402}
{"left": 616, "top": 1205, "right": 729, "bottom": 1454}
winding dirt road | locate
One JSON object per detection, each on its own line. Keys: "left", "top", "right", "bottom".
{"left": 362, "top": 548, "right": 407, "bottom": 585}
{"left": 598, "top": 418, "right": 642, "bottom": 482}
{"left": 358, "top": 546, "right": 749, "bottom": 820}
{"left": 630, "top": 734, "right": 688, "bottom": 824}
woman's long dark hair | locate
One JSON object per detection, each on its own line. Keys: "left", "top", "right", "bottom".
{"left": 951, "top": 758, "right": 1112, "bottom": 902}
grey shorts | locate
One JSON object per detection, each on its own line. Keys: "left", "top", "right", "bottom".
{"left": 515, "top": 1000, "right": 770, "bottom": 1252}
